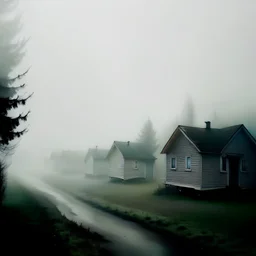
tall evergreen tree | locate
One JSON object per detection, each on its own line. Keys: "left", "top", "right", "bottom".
{"left": 137, "top": 118, "right": 158, "bottom": 154}
{"left": 0, "top": 0, "right": 31, "bottom": 204}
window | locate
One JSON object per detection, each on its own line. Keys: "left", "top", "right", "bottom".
{"left": 221, "top": 156, "right": 227, "bottom": 172}
{"left": 133, "top": 161, "right": 138, "bottom": 169}
{"left": 170, "top": 157, "right": 176, "bottom": 169}
{"left": 241, "top": 159, "right": 247, "bottom": 172}
{"left": 185, "top": 157, "right": 191, "bottom": 170}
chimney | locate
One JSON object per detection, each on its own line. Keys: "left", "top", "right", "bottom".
{"left": 96, "top": 145, "right": 98, "bottom": 150}
{"left": 205, "top": 121, "right": 211, "bottom": 129}
{"left": 127, "top": 141, "right": 130, "bottom": 146}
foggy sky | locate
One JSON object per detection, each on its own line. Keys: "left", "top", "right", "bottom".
{"left": 11, "top": 0, "right": 256, "bottom": 170}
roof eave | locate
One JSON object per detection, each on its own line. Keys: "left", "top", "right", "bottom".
{"left": 160, "top": 126, "right": 180, "bottom": 154}
{"left": 106, "top": 141, "right": 125, "bottom": 159}
{"left": 84, "top": 151, "right": 92, "bottom": 162}
{"left": 105, "top": 142, "right": 115, "bottom": 159}
{"left": 161, "top": 126, "right": 201, "bottom": 154}
{"left": 179, "top": 127, "right": 201, "bottom": 153}
{"left": 221, "top": 124, "right": 256, "bottom": 153}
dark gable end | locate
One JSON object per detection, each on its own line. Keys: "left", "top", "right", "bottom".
{"left": 221, "top": 125, "right": 256, "bottom": 153}
{"left": 161, "top": 124, "right": 256, "bottom": 154}
{"left": 161, "top": 126, "right": 187, "bottom": 154}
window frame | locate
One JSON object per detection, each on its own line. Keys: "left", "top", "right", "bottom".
{"left": 185, "top": 156, "right": 191, "bottom": 171}
{"left": 133, "top": 160, "right": 139, "bottom": 170}
{"left": 220, "top": 156, "right": 227, "bottom": 173}
{"left": 240, "top": 158, "right": 248, "bottom": 173}
{"left": 170, "top": 157, "right": 177, "bottom": 170}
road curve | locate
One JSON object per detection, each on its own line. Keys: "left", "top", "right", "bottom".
{"left": 16, "top": 174, "right": 183, "bottom": 256}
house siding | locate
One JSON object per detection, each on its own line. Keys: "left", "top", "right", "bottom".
{"left": 94, "top": 160, "right": 109, "bottom": 176}
{"left": 201, "top": 155, "right": 227, "bottom": 189}
{"left": 223, "top": 128, "right": 256, "bottom": 189}
{"left": 124, "top": 160, "right": 146, "bottom": 180}
{"left": 108, "top": 146, "right": 125, "bottom": 179}
{"left": 165, "top": 132, "right": 202, "bottom": 189}
{"left": 85, "top": 156, "right": 93, "bottom": 175}
{"left": 146, "top": 161, "right": 155, "bottom": 180}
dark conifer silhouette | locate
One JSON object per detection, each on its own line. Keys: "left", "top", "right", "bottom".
{"left": 137, "top": 118, "right": 158, "bottom": 154}
{"left": 0, "top": 0, "right": 31, "bottom": 205}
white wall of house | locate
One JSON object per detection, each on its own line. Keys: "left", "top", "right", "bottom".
{"left": 201, "top": 154, "right": 227, "bottom": 189}
{"left": 146, "top": 161, "right": 155, "bottom": 180}
{"left": 108, "top": 146, "right": 125, "bottom": 179}
{"left": 222, "top": 128, "right": 256, "bottom": 189}
{"left": 165, "top": 132, "right": 202, "bottom": 190}
{"left": 94, "top": 160, "right": 109, "bottom": 176}
{"left": 124, "top": 160, "right": 146, "bottom": 180}
{"left": 85, "top": 156, "right": 94, "bottom": 175}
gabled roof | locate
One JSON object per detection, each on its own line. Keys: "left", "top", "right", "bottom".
{"left": 107, "top": 141, "right": 156, "bottom": 161}
{"left": 161, "top": 124, "right": 256, "bottom": 154}
{"left": 85, "top": 148, "right": 109, "bottom": 162}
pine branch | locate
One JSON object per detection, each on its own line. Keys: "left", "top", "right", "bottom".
{"left": 20, "top": 111, "right": 30, "bottom": 121}
{"left": 8, "top": 67, "right": 31, "bottom": 83}
{"left": 0, "top": 111, "right": 30, "bottom": 125}
{"left": 0, "top": 143, "right": 17, "bottom": 155}
{"left": 12, "top": 93, "right": 33, "bottom": 105}
{"left": 0, "top": 128, "right": 28, "bottom": 145}
{"left": 11, "top": 83, "right": 26, "bottom": 89}
{"left": 0, "top": 68, "right": 30, "bottom": 90}
{"left": 6, "top": 92, "right": 33, "bottom": 107}
{"left": 0, "top": 94, "right": 32, "bottom": 115}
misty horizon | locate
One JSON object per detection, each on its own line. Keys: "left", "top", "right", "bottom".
{"left": 9, "top": 0, "right": 256, "bottom": 171}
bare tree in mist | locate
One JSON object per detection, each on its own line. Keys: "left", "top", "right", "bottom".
{"left": 0, "top": 0, "right": 31, "bottom": 206}
{"left": 137, "top": 118, "right": 159, "bottom": 155}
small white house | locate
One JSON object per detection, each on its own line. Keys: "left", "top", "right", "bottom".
{"left": 84, "top": 148, "right": 109, "bottom": 177}
{"left": 161, "top": 121, "right": 256, "bottom": 190}
{"left": 106, "top": 141, "right": 156, "bottom": 181}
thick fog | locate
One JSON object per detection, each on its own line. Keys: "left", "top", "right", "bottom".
{"left": 9, "top": 0, "right": 256, "bottom": 174}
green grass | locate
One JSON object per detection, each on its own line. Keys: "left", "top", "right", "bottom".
{"left": 1, "top": 179, "right": 110, "bottom": 256}
{"left": 44, "top": 174, "right": 256, "bottom": 256}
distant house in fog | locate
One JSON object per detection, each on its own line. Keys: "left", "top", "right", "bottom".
{"left": 49, "top": 150, "right": 85, "bottom": 174}
{"left": 161, "top": 121, "right": 256, "bottom": 191}
{"left": 84, "top": 148, "right": 109, "bottom": 177}
{"left": 106, "top": 141, "right": 156, "bottom": 181}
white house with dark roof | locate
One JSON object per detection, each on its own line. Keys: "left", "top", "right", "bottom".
{"left": 161, "top": 121, "right": 256, "bottom": 190}
{"left": 106, "top": 141, "right": 156, "bottom": 181}
{"left": 84, "top": 147, "right": 109, "bottom": 177}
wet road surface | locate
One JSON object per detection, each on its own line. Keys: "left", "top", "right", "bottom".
{"left": 17, "top": 175, "right": 185, "bottom": 256}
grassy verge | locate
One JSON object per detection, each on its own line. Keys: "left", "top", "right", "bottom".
{"left": 0, "top": 178, "right": 111, "bottom": 256}
{"left": 67, "top": 192, "right": 234, "bottom": 256}
{"left": 44, "top": 174, "right": 256, "bottom": 256}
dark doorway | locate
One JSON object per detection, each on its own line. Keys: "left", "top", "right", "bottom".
{"left": 228, "top": 156, "right": 240, "bottom": 188}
